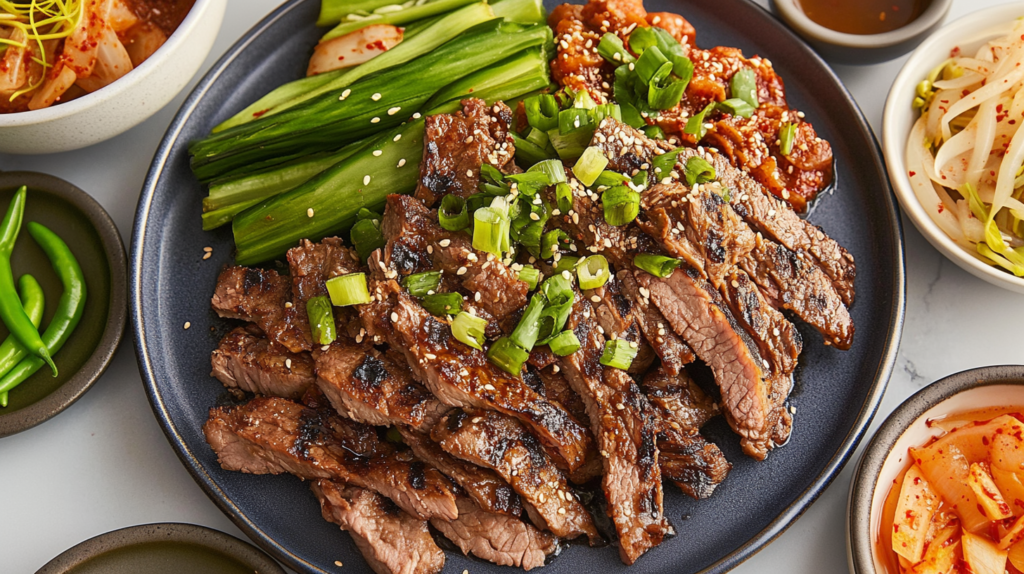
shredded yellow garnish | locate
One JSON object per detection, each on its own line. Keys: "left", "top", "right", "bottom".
{"left": 0, "top": 0, "right": 82, "bottom": 101}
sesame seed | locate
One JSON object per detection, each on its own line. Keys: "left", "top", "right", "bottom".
{"left": 398, "top": 159, "right": 407, "bottom": 167}
{"left": 394, "top": 134, "right": 402, "bottom": 142}
{"left": 561, "top": 270, "right": 572, "bottom": 280}
{"left": 285, "top": 358, "right": 292, "bottom": 369}
{"left": 391, "top": 312, "right": 399, "bottom": 322}
{"left": 457, "top": 266, "right": 468, "bottom": 275}
{"left": 322, "top": 345, "right": 330, "bottom": 351}
{"left": 203, "top": 246, "right": 212, "bottom": 252}
{"left": 388, "top": 106, "right": 401, "bottom": 115}
{"left": 183, "top": 322, "right": 191, "bottom": 330}
{"left": 466, "top": 169, "right": 473, "bottom": 178}
{"left": 335, "top": 561, "right": 343, "bottom": 567}
{"left": 371, "top": 93, "right": 382, "bottom": 101}
{"left": 307, "top": 208, "right": 315, "bottom": 218}
{"left": 616, "top": 403, "right": 624, "bottom": 410}
{"left": 203, "top": 252, "right": 211, "bottom": 260}
{"left": 285, "top": 302, "right": 293, "bottom": 308}
{"left": 339, "top": 89, "right": 351, "bottom": 100}
{"left": 440, "top": 239, "right": 451, "bottom": 247}
{"left": 558, "top": 507, "right": 567, "bottom": 515}
{"left": 591, "top": 295, "right": 601, "bottom": 303}
{"left": 425, "top": 353, "right": 437, "bottom": 360}
{"left": 483, "top": 384, "right": 495, "bottom": 391}
{"left": 371, "top": 117, "right": 380, "bottom": 123}
{"left": 413, "top": 113, "right": 422, "bottom": 119}
{"left": 529, "top": 212, "right": 540, "bottom": 221}
{"left": 363, "top": 175, "right": 371, "bottom": 185}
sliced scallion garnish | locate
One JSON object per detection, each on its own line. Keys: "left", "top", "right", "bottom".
{"left": 602, "top": 186, "right": 641, "bottom": 226}
{"left": 452, "top": 311, "right": 489, "bottom": 350}
{"left": 524, "top": 94, "right": 559, "bottom": 132}
{"left": 518, "top": 265, "right": 541, "bottom": 290}
{"left": 510, "top": 292, "right": 548, "bottom": 351}
{"left": 573, "top": 147, "right": 609, "bottom": 188}
{"left": 684, "top": 102, "right": 716, "bottom": 139}
{"left": 730, "top": 68, "right": 759, "bottom": 110}
{"left": 306, "top": 296, "right": 337, "bottom": 346}
{"left": 683, "top": 156, "right": 716, "bottom": 187}
{"left": 717, "top": 97, "right": 755, "bottom": 118}
{"left": 555, "top": 182, "right": 574, "bottom": 213}
{"left": 350, "top": 217, "right": 385, "bottom": 261}
{"left": 439, "top": 194, "right": 470, "bottom": 231}
{"left": 547, "top": 330, "right": 581, "bottom": 356}
{"left": 633, "top": 254, "right": 681, "bottom": 278}
{"left": 326, "top": 272, "right": 372, "bottom": 306}
{"left": 404, "top": 271, "right": 442, "bottom": 298}
{"left": 487, "top": 336, "right": 530, "bottom": 375}
{"left": 577, "top": 255, "right": 610, "bottom": 290}
{"left": 600, "top": 339, "right": 638, "bottom": 370}
{"left": 597, "top": 32, "right": 636, "bottom": 65}
{"left": 779, "top": 122, "right": 797, "bottom": 156}
{"left": 422, "top": 292, "right": 463, "bottom": 316}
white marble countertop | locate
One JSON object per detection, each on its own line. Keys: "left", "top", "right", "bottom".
{"left": 2, "top": 0, "right": 1023, "bottom": 571}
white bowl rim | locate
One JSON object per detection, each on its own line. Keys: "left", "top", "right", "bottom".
{"left": 846, "top": 365, "right": 1024, "bottom": 574}
{"left": 773, "top": 0, "right": 952, "bottom": 49}
{"left": 0, "top": 0, "right": 218, "bottom": 127}
{"left": 882, "top": 3, "right": 1024, "bottom": 294}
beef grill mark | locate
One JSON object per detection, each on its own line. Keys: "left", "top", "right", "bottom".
{"left": 211, "top": 265, "right": 311, "bottom": 353}
{"left": 311, "top": 479, "right": 445, "bottom": 574}
{"left": 202, "top": 395, "right": 458, "bottom": 520}
{"left": 432, "top": 408, "right": 601, "bottom": 544}
{"left": 558, "top": 294, "right": 673, "bottom": 565}
{"left": 210, "top": 325, "right": 315, "bottom": 399}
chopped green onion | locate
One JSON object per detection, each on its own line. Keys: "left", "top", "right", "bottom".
{"left": 555, "top": 182, "right": 574, "bottom": 213}
{"left": 439, "top": 194, "right": 470, "bottom": 231}
{"left": 356, "top": 207, "right": 381, "bottom": 222}
{"left": 518, "top": 265, "right": 541, "bottom": 290}
{"left": 507, "top": 171, "right": 554, "bottom": 187}
{"left": 573, "top": 147, "right": 609, "bottom": 187}
{"left": 628, "top": 26, "right": 658, "bottom": 54}
{"left": 717, "top": 98, "right": 755, "bottom": 118}
{"left": 779, "top": 122, "right": 797, "bottom": 156}
{"left": 452, "top": 311, "right": 489, "bottom": 350}
{"left": 326, "top": 273, "right": 372, "bottom": 306}
{"left": 683, "top": 156, "right": 716, "bottom": 186}
{"left": 552, "top": 256, "right": 581, "bottom": 274}
{"left": 487, "top": 336, "right": 530, "bottom": 375}
{"left": 598, "top": 32, "right": 636, "bottom": 65}
{"left": 542, "top": 229, "right": 572, "bottom": 258}
{"left": 684, "top": 102, "right": 716, "bottom": 139}
{"left": 619, "top": 102, "right": 647, "bottom": 129}
{"left": 632, "top": 170, "right": 649, "bottom": 190}
{"left": 511, "top": 292, "right": 548, "bottom": 351}
{"left": 536, "top": 274, "right": 575, "bottom": 344}
{"left": 577, "top": 255, "right": 610, "bottom": 290}
{"left": 651, "top": 148, "right": 683, "bottom": 176}
{"left": 306, "top": 296, "right": 337, "bottom": 346}
{"left": 511, "top": 132, "right": 555, "bottom": 167}
{"left": 600, "top": 339, "right": 638, "bottom": 370}
{"left": 473, "top": 198, "right": 511, "bottom": 255}
{"left": 590, "top": 104, "right": 622, "bottom": 126}
{"left": 548, "top": 127, "right": 594, "bottom": 162}
{"left": 547, "top": 330, "right": 581, "bottom": 356}
{"left": 404, "top": 271, "right": 442, "bottom": 298}
{"left": 635, "top": 46, "right": 669, "bottom": 86}
{"left": 573, "top": 89, "right": 598, "bottom": 110}
{"left": 594, "top": 170, "right": 631, "bottom": 188}
{"left": 634, "top": 253, "right": 681, "bottom": 278}
{"left": 422, "top": 292, "right": 463, "bottom": 316}
{"left": 524, "top": 94, "right": 559, "bottom": 131}
{"left": 480, "top": 164, "right": 505, "bottom": 186}
{"left": 559, "top": 108, "right": 592, "bottom": 134}
{"left": 526, "top": 159, "right": 567, "bottom": 185}
{"left": 730, "top": 68, "right": 759, "bottom": 109}
{"left": 643, "top": 125, "right": 666, "bottom": 140}
{"left": 646, "top": 58, "right": 687, "bottom": 110}
{"left": 542, "top": 273, "right": 574, "bottom": 305}
{"left": 350, "top": 217, "right": 385, "bottom": 261}
{"left": 602, "top": 186, "right": 641, "bottom": 226}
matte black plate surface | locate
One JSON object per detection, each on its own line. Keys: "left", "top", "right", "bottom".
{"left": 36, "top": 522, "right": 285, "bottom": 574}
{"left": 131, "top": 1, "right": 906, "bottom": 572}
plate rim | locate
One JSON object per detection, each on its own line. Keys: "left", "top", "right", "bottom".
{"left": 129, "top": 0, "right": 907, "bottom": 571}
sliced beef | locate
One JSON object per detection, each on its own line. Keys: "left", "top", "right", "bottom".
{"left": 360, "top": 275, "right": 594, "bottom": 474}
{"left": 211, "top": 265, "right": 310, "bottom": 353}
{"left": 287, "top": 237, "right": 364, "bottom": 340}
{"left": 311, "top": 480, "right": 445, "bottom": 574}
{"left": 432, "top": 409, "right": 601, "bottom": 544}
{"left": 558, "top": 295, "right": 672, "bottom": 564}
{"left": 203, "top": 396, "right": 458, "bottom": 520}
{"left": 383, "top": 194, "right": 528, "bottom": 322}
{"left": 584, "top": 276, "right": 656, "bottom": 375}
{"left": 638, "top": 181, "right": 756, "bottom": 288}
{"left": 532, "top": 365, "right": 589, "bottom": 433}
{"left": 415, "top": 98, "right": 517, "bottom": 207}
{"left": 315, "top": 341, "right": 448, "bottom": 432}
{"left": 640, "top": 364, "right": 719, "bottom": 432}
{"left": 430, "top": 495, "right": 559, "bottom": 570}
{"left": 718, "top": 268, "right": 802, "bottom": 376}
{"left": 739, "top": 239, "right": 854, "bottom": 350}
{"left": 398, "top": 427, "right": 522, "bottom": 518}
{"left": 210, "top": 325, "right": 315, "bottom": 399}
{"left": 658, "top": 431, "right": 731, "bottom": 500}
{"left": 615, "top": 268, "right": 695, "bottom": 374}
{"left": 635, "top": 267, "right": 778, "bottom": 460}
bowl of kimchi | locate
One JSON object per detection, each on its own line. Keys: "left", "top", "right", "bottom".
{"left": 883, "top": 4, "right": 1024, "bottom": 294}
{"left": 848, "top": 365, "right": 1024, "bottom": 574}
{"left": 0, "top": 0, "right": 226, "bottom": 154}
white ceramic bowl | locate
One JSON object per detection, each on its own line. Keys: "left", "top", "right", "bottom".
{"left": 847, "top": 365, "right": 1024, "bottom": 574}
{"left": 882, "top": 4, "right": 1024, "bottom": 295}
{"left": 0, "top": 0, "right": 227, "bottom": 155}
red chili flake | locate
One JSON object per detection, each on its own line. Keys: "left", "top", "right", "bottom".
{"left": 909, "top": 171, "right": 916, "bottom": 177}
{"left": 951, "top": 46, "right": 961, "bottom": 57}
{"left": 337, "top": 55, "right": 345, "bottom": 61}
{"left": 997, "top": 104, "right": 1004, "bottom": 113}
{"left": 983, "top": 436, "right": 990, "bottom": 445}
{"left": 914, "top": 476, "right": 922, "bottom": 485}
{"left": 893, "top": 524, "right": 900, "bottom": 533}
{"left": 938, "top": 203, "right": 945, "bottom": 213}
{"left": 1010, "top": 120, "right": 1017, "bottom": 125}
{"left": 366, "top": 40, "right": 388, "bottom": 51}
{"left": 252, "top": 109, "right": 269, "bottom": 119}
{"left": 979, "top": 503, "right": 987, "bottom": 515}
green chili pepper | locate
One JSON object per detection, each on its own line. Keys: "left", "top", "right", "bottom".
{"left": 0, "top": 223, "right": 87, "bottom": 406}
{"left": 0, "top": 187, "right": 57, "bottom": 377}
{"left": 0, "top": 275, "right": 45, "bottom": 399}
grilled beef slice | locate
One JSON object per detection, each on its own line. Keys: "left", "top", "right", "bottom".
{"left": 634, "top": 267, "right": 778, "bottom": 460}
{"left": 584, "top": 276, "right": 656, "bottom": 375}
{"left": 210, "top": 325, "right": 315, "bottom": 399}
{"left": 315, "top": 341, "right": 448, "bottom": 432}
{"left": 430, "top": 495, "right": 559, "bottom": 570}
{"left": 287, "top": 237, "right": 364, "bottom": 339}
{"left": 360, "top": 273, "right": 594, "bottom": 474}
{"left": 559, "top": 295, "right": 672, "bottom": 564}
{"left": 415, "top": 98, "right": 517, "bottom": 207}
{"left": 383, "top": 194, "right": 528, "bottom": 322}
{"left": 203, "top": 396, "right": 458, "bottom": 520}
{"left": 211, "top": 265, "right": 310, "bottom": 353}
{"left": 398, "top": 427, "right": 522, "bottom": 518}
{"left": 432, "top": 409, "right": 601, "bottom": 544}
{"left": 312, "top": 480, "right": 445, "bottom": 574}
{"left": 640, "top": 364, "right": 720, "bottom": 432}
{"left": 718, "top": 268, "right": 802, "bottom": 376}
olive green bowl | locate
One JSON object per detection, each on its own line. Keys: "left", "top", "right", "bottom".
{"left": 0, "top": 171, "right": 126, "bottom": 438}
{"left": 36, "top": 523, "right": 286, "bottom": 574}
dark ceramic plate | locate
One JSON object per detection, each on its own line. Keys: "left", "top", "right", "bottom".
{"left": 131, "top": 1, "right": 905, "bottom": 572}
{"left": 36, "top": 522, "right": 286, "bottom": 574}
{"left": 0, "top": 171, "right": 126, "bottom": 438}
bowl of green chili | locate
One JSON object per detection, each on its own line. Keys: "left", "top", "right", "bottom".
{"left": 0, "top": 172, "right": 127, "bottom": 438}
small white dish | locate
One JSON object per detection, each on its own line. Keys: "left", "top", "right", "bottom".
{"left": 882, "top": 4, "right": 1024, "bottom": 295}
{"left": 0, "top": 0, "right": 227, "bottom": 155}
{"left": 847, "top": 365, "right": 1024, "bottom": 574}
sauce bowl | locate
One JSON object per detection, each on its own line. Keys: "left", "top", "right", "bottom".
{"left": 0, "top": 0, "right": 226, "bottom": 155}
{"left": 847, "top": 365, "right": 1024, "bottom": 573}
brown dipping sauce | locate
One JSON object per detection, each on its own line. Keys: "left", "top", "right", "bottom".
{"left": 125, "top": 0, "right": 198, "bottom": 36}
{"left": 797, "top": 0, "right": 932, "bottom": 35}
